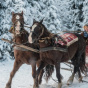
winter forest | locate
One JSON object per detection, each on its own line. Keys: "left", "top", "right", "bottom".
{"left": 0, "top": 0, "right": 88, "bottom": 60}
{"left": 0, "top": 0, "right": 88, "bottom": 88}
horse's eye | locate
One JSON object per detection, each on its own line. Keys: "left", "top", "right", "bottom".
{"left": 13, "top": 14, "right": 16, "bottom": 16}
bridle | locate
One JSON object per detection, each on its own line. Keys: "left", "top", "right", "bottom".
{"left": 12, "top": 17, "right": 24, "bottom": 35}
{"left": 30, "top": 24, "right": 44, "bottom": 43}
{"left": 13, "top": 19, "right": 24, "bottom": 31}
{"left": 12, "top": 17, "right": 28, "bottom": 45}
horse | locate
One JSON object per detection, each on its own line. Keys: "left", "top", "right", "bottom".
{"left": 28, "top": 19, "right": 87, "bottom": 88}
{"left": 5, "top": 12, "right": 54, "bottom": 88}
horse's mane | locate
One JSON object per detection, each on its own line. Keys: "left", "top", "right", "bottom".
{"left": 22, "top": 29, "right": 29, "bottom": 36}
{"left": 42, "top": 24, "right": 54, "bottom": 38}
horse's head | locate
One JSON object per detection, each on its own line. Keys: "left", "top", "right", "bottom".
{"left": 28, "top": 19, "right": 45, "bottom": 43}
{"left": 9, "top": 11, "right": 24, "bottom": 35}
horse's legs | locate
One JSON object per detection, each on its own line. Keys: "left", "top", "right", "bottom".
{"left": 36, "top": 61, "right": 44, "bottom": 85}
{"left": 78, "top": 68, "right": 82, "bottom": 82}
{"left": 5, "top": 60, "right": 22, "bottom": 88}
{"left": 31, "top": 63, "right": 38, "bottom": 88}
{"left": 77, "top": 50, "right": 87, "bottom": 81}
{"left": 67, "top": 55, "right": 83, "bottom": 85}
{"left": 67, "top": 70, "right": 75, "bottom": 85}
{"left": 73, "top": 63, "right": 82, "bottom": 82}
{"left": 77, "top": 53, "right": 86, "bottom": 82}
{"left": 36, "top": 61, "right": 46, "bottom": 87}
{"left": 55, "top": 61, "right": 62, "bottom": 88}
{"left": 38, "top": 69, "right": 44, "bottom": 84}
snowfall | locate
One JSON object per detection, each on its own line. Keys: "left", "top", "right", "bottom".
{"left": 0, "top": 57, "right": 88, "bottom": 88}
{"left": 1, "top": 0, "right": 88, "bottom": 88}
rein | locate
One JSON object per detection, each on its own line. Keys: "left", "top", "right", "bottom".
{"left": 1, "top": 38, "right": 39, "bottom": 53}
{"left": 1, "top": 38, "right": 68, "bottom": 53}
{"left": 38, "top": 27, "right": 44, "bottom": 40}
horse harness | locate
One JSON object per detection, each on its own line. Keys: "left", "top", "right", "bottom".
{"left": 13, "top": 35, "right": 68, "bottom": 53}
{"left": 10, "top": 22, "right": 69, "bottom": 54}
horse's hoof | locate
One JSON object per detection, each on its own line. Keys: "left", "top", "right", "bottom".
{"left": 5, "top": 83, "right": 11, "bottom": 88}
{"left": 38, "top": 79, "right": 42, "bottom": 84}
{"left": 5, "top": 85, "right": 11, "bottom": 88}
{"left": 67, "top": 75, "right": 74, "bottom": 85}
{"left": 57, "top": 83, "right": 62, "bottom": 88}
{"left": 67, "top": 80, "right": 73, "bottom": 85}
{"left": 67, "top": 77, "right": 73, "bottom": 85}
{"left": 33, "top": 87, "right": 39, "bottom": 88}
{"left": 79, "top": 76, "right": 83, "bottom": 82}
{"left": 33, "top": 85, "right": 39, "bottom": 88}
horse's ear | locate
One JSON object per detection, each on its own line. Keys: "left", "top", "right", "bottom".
{"left": 33, "top": 19, "right": 37, "bottom": 23}
{"left": 21, "top": 11, "right": 23, "bottom": 15}
{"left": 40, "top": 18, "right": 44, "bottom": 24}
{"left": 12, "top": 12, "right": 14, "bottom": 15}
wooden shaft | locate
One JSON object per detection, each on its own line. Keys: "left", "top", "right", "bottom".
{"left": 16, "top": 45, "right": 39, "bottom": 53}
{"left": 1, "top": 38, "right": 39, "bottom": 53}
{"left": 61, "top": 67, "right": 72, "bottom": 71}
{"left": 1, "top": 38, "right": 13, "bottom": 44}
{"left": 24, "top": 25, "right": 31, "bottom": 28}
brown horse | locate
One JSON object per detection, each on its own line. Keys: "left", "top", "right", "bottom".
{"left": 5, "top": 11, "right": 39, "bottom": 88}
{"left": 5, "top": 12, "right": 54, "bottom": 88}
{"left": 28, "top": 19, "right": 87, "bottom": 88}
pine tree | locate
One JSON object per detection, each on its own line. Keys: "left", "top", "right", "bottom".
{"left": 0, "top": 0, "right": 86, "bottom": 61}
{"left": 83, "top": 0, "right": 88, "bottom": 27}
{"left": 0, "top": 0, "right": 14, "bottom": 61}
{"left": 72, "top": 0, "right": 84, "bottom": 31}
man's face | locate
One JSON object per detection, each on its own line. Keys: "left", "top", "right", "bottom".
{"left": 84, "top": 25, "right": 88, "bottom": 33}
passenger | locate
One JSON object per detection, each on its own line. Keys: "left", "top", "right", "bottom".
{"left": 83, "top": 24, "right": 88, "bottom": 38}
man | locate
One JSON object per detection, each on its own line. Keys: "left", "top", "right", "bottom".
{"left": 83, "top": 24, "right": 88, "bottom": 56}
{"left": 83, "top": 24, "right": 88, "bottom": 38}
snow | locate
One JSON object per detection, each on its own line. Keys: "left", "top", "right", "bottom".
{"left": 0, "top": 58, "right": 88, "bottom": 88}
{"left": 0, "top": 0, "right": 88, "bottom": 87}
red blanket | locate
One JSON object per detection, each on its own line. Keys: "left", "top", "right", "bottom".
{"left": 55, "top": 33, "right": 78, "bottom": 46}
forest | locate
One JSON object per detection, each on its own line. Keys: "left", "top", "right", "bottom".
{"left": 0, "top": 0, "right": 88, "bottom": 60}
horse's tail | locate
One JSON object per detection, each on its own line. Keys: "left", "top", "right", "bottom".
{"left": 80, "top": 51, "right": 87, "bottom": 74}
{"left": 44, "top": 65, "right": 54, "bottom": 82}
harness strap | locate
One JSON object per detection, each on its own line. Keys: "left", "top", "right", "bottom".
{"left": 1, "top": 38, "right": 68, "bottom": 53}
{"left": 37, "top": 27, "right": 44, "bottom": 40}
{"left": 14, "top": 46, "right": 29, "bottom": 51}
{"left": 40, "top": 47, "right": 68, "bottom": 52}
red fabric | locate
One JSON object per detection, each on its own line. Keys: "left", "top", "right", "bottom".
{"left": 86, "top": 63, "right": 88, "bottom": 67}
{"left": 86, "top": 45, "right": 88, "bottom": 56}
{"left": 55, "top": 33, "right": 78, "bottom": 46}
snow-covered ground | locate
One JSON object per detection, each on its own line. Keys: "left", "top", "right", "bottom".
{"left": 0, "top": 58, "right": 88, "bottom": 88}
